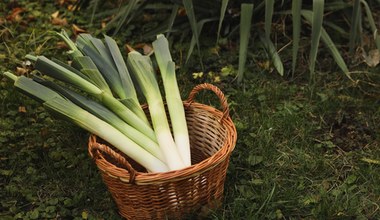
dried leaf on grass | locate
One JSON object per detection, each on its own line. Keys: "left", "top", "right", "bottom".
{"left": 51, "top": 11, "right": 68, "bottom": 26}
{"left": 18, "top": 106, "right": 27, "bottom": 113}
{"left": 16, "top": 67, "right": 28, "bottom": 76}
{"left": 134, "top": 43, "right": 153, "bottom": 55}
{"left": 72, "top": 24, "right": 87, "bottom": 36}
{"left": 6, "top": 7, "right": 24, "bottom": 22}
{"left": 125, "top": 44, "right": 135, "bottom": 53}
{"left": 362, "top": 49, "right": 380, "bottom": 67}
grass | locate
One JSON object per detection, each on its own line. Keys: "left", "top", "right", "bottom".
{"left": 1, "top": 1, "right": 380, "bottom": 219}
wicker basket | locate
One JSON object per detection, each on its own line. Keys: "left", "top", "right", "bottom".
{"left": 88, "top": 83, "right": 237, "bottom": 219}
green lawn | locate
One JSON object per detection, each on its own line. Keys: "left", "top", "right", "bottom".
{"left": 1, "top": 1, "right": 379, "bottom": 219}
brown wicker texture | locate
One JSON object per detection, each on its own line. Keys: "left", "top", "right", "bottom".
{"left": 88, "top": 83, "right": 237, "bottom": 219}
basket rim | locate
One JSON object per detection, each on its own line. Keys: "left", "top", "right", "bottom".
{"left": 88, "top": 101, "right": 237, "bottom": 185}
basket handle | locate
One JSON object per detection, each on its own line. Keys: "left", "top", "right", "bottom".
{"left": 187, "top": 83, "right": 230, "bottom": 122}
{"left": 89, "top": 135, "right": 137, "bottom": 183}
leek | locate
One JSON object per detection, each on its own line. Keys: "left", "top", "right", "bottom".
{"left": 25, "top": 55, "right": 157, "bottom": 142}
{"left": 3, "top": 71, "right": 168, "bottom": 173}
{"left": 76, "top": 34, "right": 127, "bottom": 100}
{"left": 127, "top": 51, "right": 186, "bottom": 170}
{"left": 73, "top": 34, "right": 149, "bottom": 125}
{"left": 44, "top": 98, "right": 169, "bottom": 173}
{"left": 152, "top": 34, "right": 191, "bottom": 166}
{"left": 33, "top": 76, "right": 165, "bottom": 162}
{"left": 103, "top": 35, "right": 148, "bottom": 124}
{"left": 56, "top": 30, "right": 83, "bottom": 59}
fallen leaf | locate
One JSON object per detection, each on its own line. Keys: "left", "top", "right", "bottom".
{"left": 18, "top": 106, "right": 26, "bottom": 113}
{"left": 72, "top": 24, "right": 86, "bottom": 36}
{"left": 51, "top": 11, "right": 59, "bottom": 19}
{"left": 101, "top": 21, "right": 107, "bottom": 29}
{"left": 57, "top": 0, "right": 65, "bottom": 5}
{"left": 134, "top": 43, "right": 153, "bottom": 55}
{"left": 16, "top": 67, "right": 28, "bottom": 75}
{"left": 40, "top": 127, "right": 49, "bottom": 137}
{"left": 56, "top": 41, "right": 69, "bottom": 49}
{"left": 143, "top": 44, "right": 153, "bottom": 55}
{"left": 67, "top": 4, "right": 79, "bottom": 11}
{"left": 57, "top": 0, "right": 77, "bottom": 6}
{"left": 177, "top": 7, "right": 186, "bottom": 16}
{"left": 362, "top": 49, "right": 380, "bottom": 67}
{"left": 51, "top": 11, "right": 67, "bottom": 26}
{"left": 0, "top": 17, "right": 6, "bottom": 25}
{"left": 6, "top": 7, "right": 24, "bottom": 22}
{"left": 125, "top": 44, "right": 135, "bottom": 53}
{"left": 52, "top": 17, "right": 68, "bottom": 26}
{"left": 143, "top": 14, "right": 154, "bottom": 22}
{"left": 22, "top": 60, "right": 32, "bottom": 67}
{"left": 209, "top": 46, "right": 220, "bottom": 56}
{"left": 258, "top": 60, "right": 271, "bottom": 70}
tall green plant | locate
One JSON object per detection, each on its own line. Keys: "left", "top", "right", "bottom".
{"left": 237, "top": 3, "right": 254, "bottom": 83}
{"left": 292, "top": 0, "right": 302, "bottom": 76}
{"left": 216, "top": 0, "right": 230, "bottom": 44}
{"left": 309, "top": 0, "right": 324, "bottom": 83}
{"left": 183, "top": 0, "right": 204, "bottom": 69}
{"left": 361, "top": 0, "right": 380, "bottom": 52}
{"left": 301, "top": 11, "right": 351, "bottom": 80}
{"left": 265, "top": 0, "right": 275, "bottom": 40}
{"left": 349, "top": 0, "right": 361, "bottom": 54}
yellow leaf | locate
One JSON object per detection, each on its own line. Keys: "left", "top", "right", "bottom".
{"left": 81, "top": 211, "right": 88, "bottom": 219}
{"left": 51, "top": 11, "right": 59, "bottom": 19}
{"left": 72, "top": 24, "right": 87, "bottom": 36}
{"left": 18, "top": 106, "right": 26, "bottom": 113}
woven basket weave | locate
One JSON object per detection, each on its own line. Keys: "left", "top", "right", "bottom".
{"left": 88, "top": 83, "right": 237, "bottom": 219}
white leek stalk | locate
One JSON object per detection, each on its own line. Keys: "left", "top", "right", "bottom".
{"left": 152, "top": 34, "right": 191, "bottom": 166}
{"left": 127, "top": 51, "right": 186, "bottom": 171}
{"left": 44, "top": 98, "right": 169, "bottom": 173}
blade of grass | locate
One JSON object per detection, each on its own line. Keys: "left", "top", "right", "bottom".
{"left": 309, "top": 0, "right": 324, "bottom": 83}
{"left": 183, "top": 0, "right": 204, "bottom": 69}
{"left": 142, "top": 4, "right": 183, "bottom": 39}
{"left": 89, "top": 0, "right": 100, "bottom": 25}
{"left": 361, "top": 0, "right": 380, "bottom": 52}
{"left": 216, "top": 0, "right": 229, "bottom": 44}
{"left": 111, "top": 0, "right": 140, "bottom": 35}
{"left": 255, "top": 184, "right": 276, "bottom": 216}
{"left": 260, "top": 35, "right": 284, "bottom": 76}
{"left": 349, "top": 0, "right": 361, "bottom": 54}
{"left": 187, "top": 17, "right": 219, "bottom": 65}
{"left": 292, "top": 0, "right": 302, "bottom": 77}
{"left": 323, "top": 1, "right": 351, "bottom": 10}
{"left": 265, "top": 0, "right": 275, "bottom": 40}
{"left": 166, "top": 4, "right": 180, "bottom": 38}
{"left": 302, "top": 10, "right": 352, "bottom": 80}
{"left": 323, "top": 21, "right": 349, "bottom": 37}
{"left": 237, "top": 3, "right": 254, "bottom": 83}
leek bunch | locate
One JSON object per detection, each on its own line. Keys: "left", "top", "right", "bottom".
{"left": 2, "top": 31, "right": 191, "bottom": 172}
